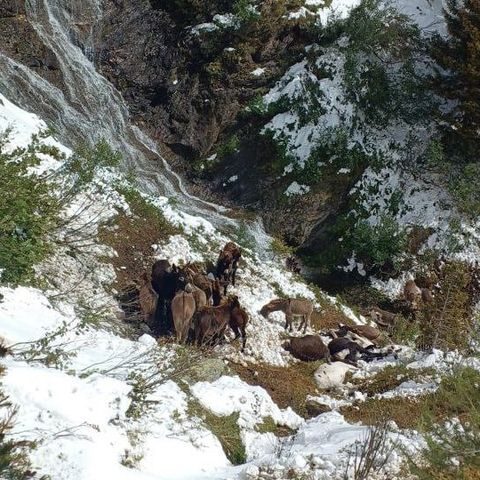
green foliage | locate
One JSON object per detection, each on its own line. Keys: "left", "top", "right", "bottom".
{"left": 64, "top": 138, "right": 120, "bottom": 188}
{"left": 0, "top": 132, "right": 120, "bottom": 286}
{"left": 233, "top": 222, "right": 256, "bottom": 252}
{"left": 116, "top": 186, "right": 180, "bottom": 235}
{"left": 338, "top": 0, "right": 431, "bottom": 126}
{"left": 188, "top": 400, "right": 246, "bottom": 465}
{"left": 390, "top": 315, "right": 421, "bottom": 346}
{"left": 348, "top": 215, "right": 407, "bottom": 271}
{"left": 260, "top": 129, "right": 293, "bottom": 174}
{"left": 0, "top": 132, "right": 63, "bottom": 285}
{"left": 295, "top": 128, "right": 379, "bottom": 185}
{"left": 308, "top": 213, "right": 407, "bottom": 275}
{"left": 268, "top": 237, "right": 296, "bottom": 257}
{"left": 416, "top": 262, "right": 474, "bottom": 351}
{"left": 233, "top": 0, "right": 259, "bottom": 23}
{"left": 448, "top": 163, "right": 480, "bottom": 220}
{"left": 431, "top": 0, "right": 480, "bottom": 157}
{"left": 217, "top": 134, "right": 240, "bottom": 159}
{"left": 410, "top": 367, "right": 480, "bottom": 480}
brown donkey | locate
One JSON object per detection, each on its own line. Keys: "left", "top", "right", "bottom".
{"left": 194, "top": 296, "right": 240, "bottom": 347}
{"left": 260, "top": 298, "right": 313, "bottom": 333}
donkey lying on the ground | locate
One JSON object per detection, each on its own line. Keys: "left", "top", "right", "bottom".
{"left": 282, "top": 335, "right": 330, "bottom": 362}
{"left": 260, "top": 298, "right": 313, "bottom": 333}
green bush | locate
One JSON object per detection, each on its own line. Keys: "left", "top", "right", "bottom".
{"left": 338, "top": 0, "right": 432, "bottom": 126}
{"left": 347, "top": 215, "right": 407, "bottom": 271}
{"left": 295, "top": 128, "right": 380, "bottom": 185}
{"left": 217, "top": 134, "right": 240, "bottom": 159}
{"left": 448, "top": 163, "right": 480, "bottom": 220}
{"left": 410, "top": 367, "right": 480, "bottom": 479}
{"left": 259, "top": 129, "right": 293, "bottom": 174}
{"left": 233, "top": 0, "right": 260, "bottom": 23}
{"left": 0, "top": 131, "right": 119, "bottom": 286}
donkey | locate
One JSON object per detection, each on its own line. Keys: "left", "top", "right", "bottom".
{"left": 282, "top": 335, "right": 330, "bottom": 362}
{"left": 229, "top": 299, "right": 249, "bottom": 352}
{"left": 171, "top": 291, "right": 196, "bottom": 344}
{"left": 138, "top": 272, "right": 157, "bottom": 324}
{"left": 404, "top": 279, "right": 422, "bottom": 309}
{"left": 194, "top": 296, "right": 240, "bottom": 347}
{"left": 151, "top": 260, "right": 188, "bottom": 336}
{"left": 260, "top": 298, "right": 313, "bottom": 333}
{"left": 216, "top": 242, "right": 241, "bottom": 295}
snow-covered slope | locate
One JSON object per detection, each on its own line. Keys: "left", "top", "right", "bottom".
{"left": 3, "top": 90, "right": 480, "bottom": 479}
{"left": 0, "top": 93, "right": 363, "bottom": 480}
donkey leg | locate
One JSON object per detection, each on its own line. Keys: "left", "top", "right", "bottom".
{"left": 303, "top": 314, "right": 309, "bottom": 334}
{"left": 241, "top": 327, "right": 247, "bottom": 352}
{"left": 286, "top": 314, "right": 293, "bottom": 332}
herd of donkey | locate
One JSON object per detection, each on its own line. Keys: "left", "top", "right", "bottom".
{"left": 133, "top": 241, "right": 439, "bottom": 365}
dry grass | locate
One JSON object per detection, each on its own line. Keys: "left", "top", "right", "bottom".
{"left": 99, "top": 188, "right": 182, "bottom": 290}
{"left": 311, "top": 300, "right": 356, "bottom": 331}
{"left": 341, "top": 396, "right": 429, "bottom": 429}
{"left": 232, "top": 361, "right": 323, "bottom": 418}
{"left": 349, "top": 365, "right": 435, "bottom": 397}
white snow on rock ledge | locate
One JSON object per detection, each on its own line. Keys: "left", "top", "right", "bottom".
{"left": 285, "top": 181, "right": 310, "bottom": 196}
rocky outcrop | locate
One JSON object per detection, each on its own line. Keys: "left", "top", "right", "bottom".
{"left": 98, "top": 0, "right": 310, "bottom": 161}
{"left": 0, "top": 2, "right": 63, "bottom": 89}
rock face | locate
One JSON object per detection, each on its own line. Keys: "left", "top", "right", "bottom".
{"left": 0, "top": 2, "right": 63, "bottom": 88}
{"left": 0, "top": 0, "right": 354, "bottom": 259}
{"left": 98, "top": 0, "right": 310, "bottom": 161}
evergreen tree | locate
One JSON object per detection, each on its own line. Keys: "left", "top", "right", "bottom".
{"left": 433, "top": 0, "right": 480, "bottom": 156}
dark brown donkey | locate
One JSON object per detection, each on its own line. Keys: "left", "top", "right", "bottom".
{"left": 194, "top": 296, "right": 240, "bottom": 347}
{"left": 151, "top": 260, "right": 187, "bottom": 336}
{"left": 216, "top": 242, "right": 241, "bottom": 295}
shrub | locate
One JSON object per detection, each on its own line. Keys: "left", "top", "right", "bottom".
{"left": 0, "top": 131, "right": 63, "bottom": 285}
{"left": 187, "top": 400, "right": 246, "bottom": 465}
{"left": 295, "top": 128, "right": 380, "bottom": 185}
{"left": 410, "top": 367, "right": 480, "bottom": 479}
{"left": 268, "top": 237, "right": 296, "bottom": 257}
{"left": 416, "top": 262, "right": 474, "bottom": 351}
{"left": 338, "top": 0, "right": 432, "bottom": 126}
{"left": 0, "top": 132, "right": 119, "bottom": 286}
{"left": 431, "top": 0, "right": 480, "bottom": 156}
{"left": 258, "top": 129, "right": 293, "bottom": 174}
{"left": 346, "top": 215, "right": 407, "bottom": 272}
{"left": 343, "top": 422, "right": 395, "bottom": 480}
{"left": 448, "top": 163, "right": 480, "bottom": 220}
{"left": 233, "top": 0, "right": 259, "bottom": 23}
{"left": 217, "top": 134, "right": 240, "bottom": 159}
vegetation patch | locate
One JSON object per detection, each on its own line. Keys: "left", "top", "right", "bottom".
{"left": 0, "top": 131, "right": 119, "bottom": 286}
{"left": 341, "top": 395, "right": 428, "bottom": 429}
{"left": 415, "top": 262, "right": 474, "bottom": 352}
{"left": 187, "top": 399, "right": 246, "bottom": 465}
{"left": 410, "top": 367, "right": 480, "bottom": 479}
{"left": 0, "top": 356, "right": 47, "bottom": 479}
{"left": 254, "top": 415, "right": 296, "bottom": 437}
{"left": 350, "top": 365, "right": 435, "bottom": 397}
{"left": 232, "top": 361, "right": 322, "bottom": 418}
{"left": 99, "top": 186, "right": 182, "bottom": 290}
